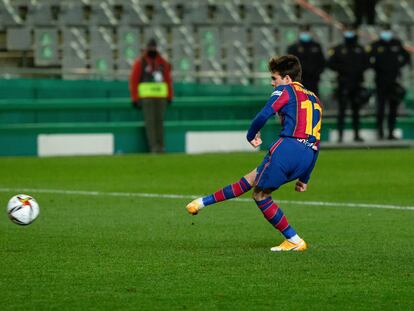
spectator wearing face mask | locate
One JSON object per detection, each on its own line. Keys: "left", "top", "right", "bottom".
{"left": 368, "top": 25, "right": 411, "bottom": 140}
{"left": 287, "top": 24, "right": 326, "bottom": 96}
{"left": 327, "top": 26, "right": 370, "bottom": 143}
{"left": 129, "top": 38, "right": 173, "bottom": 153}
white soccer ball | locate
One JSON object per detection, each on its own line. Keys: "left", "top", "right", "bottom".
{"left": 7, "top": 194, "right": 40, "bottom": 225}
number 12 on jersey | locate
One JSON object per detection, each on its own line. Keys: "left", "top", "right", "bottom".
{"left": 301, "top": 99, "right": 322, "bottom": 140}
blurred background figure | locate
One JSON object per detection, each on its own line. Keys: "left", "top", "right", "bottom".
{"left": 129, "top": 39, "right": 173, "bottom": 153}
{"left": 368, "top": 25, "right": 411, "bottom": 140}
{"left": 328, "top": 25, "right": 370, "bottom": 143}
{"left": 354, "top": 0, "right": 379, "bottom": 27}
{"left": 287, "top": 24, "right": 326, "bottom": 95}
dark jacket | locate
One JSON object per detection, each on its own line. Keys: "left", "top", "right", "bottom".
{"left": 368, "top": 38, "right": 411, "bottom": 84}
{"left": 327, "top": 38, "right": 370, "bottom": 87}
{"left": 287, "top": 40, "right": 326, "bottom": 81}
{"left": 129, "top": 52, "right": 173, "bottom": 102}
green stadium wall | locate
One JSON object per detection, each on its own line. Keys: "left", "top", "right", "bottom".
{"left": 0, "top": 79, "right": 413, "bottom": 156}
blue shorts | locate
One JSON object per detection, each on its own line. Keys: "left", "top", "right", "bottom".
{"left": 255, "top": 137, "right": 317, "bottom": 191}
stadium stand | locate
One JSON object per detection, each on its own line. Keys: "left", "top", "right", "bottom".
{"left": 1, "top": 0, "right": 413, "bottom": 79}
{"left": 0, "top": 0, "right": 413, "bottom": 155}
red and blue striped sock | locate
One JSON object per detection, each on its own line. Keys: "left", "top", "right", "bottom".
{"left": 202, "top": 177, "right": 252, "bottom": 206}
{"left": 254, "top": 197, "right": 297, "bottom": 239}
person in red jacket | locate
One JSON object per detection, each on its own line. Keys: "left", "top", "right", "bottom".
{"left": 129, "top": 38, "right": 173, "bottom": 153}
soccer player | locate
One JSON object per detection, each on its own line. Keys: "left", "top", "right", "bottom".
{"left": 186, "top": 55, "right": 322, "bottom": 252}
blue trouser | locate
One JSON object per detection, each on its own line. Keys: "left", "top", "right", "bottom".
{"left": 255, "top": 137, "right": 317, "bottom": 191}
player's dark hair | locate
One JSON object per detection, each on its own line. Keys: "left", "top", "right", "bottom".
{"left": 268, "top": 55, "right": 302, "bottom": 82}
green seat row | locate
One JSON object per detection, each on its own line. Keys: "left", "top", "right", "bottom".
{"left": 0, "top": 79, "right": 271, "bottom": 99}
{"left": 0, "top": 96, "right": 267, "bottom": 124}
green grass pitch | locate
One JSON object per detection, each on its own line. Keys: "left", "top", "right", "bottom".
{"left": 0, "top": 149, "right": 413, "bottom": 310}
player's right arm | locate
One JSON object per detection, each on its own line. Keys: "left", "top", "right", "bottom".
{"left": 246, "top": 86, "right": 289, "bottom": 144}
{"left": 249, "top": 132, "right": 262, "bottom": 148}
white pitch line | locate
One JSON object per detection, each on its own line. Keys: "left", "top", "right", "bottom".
{"left": 0, "top": 187, "right": 413, "bottom": 211}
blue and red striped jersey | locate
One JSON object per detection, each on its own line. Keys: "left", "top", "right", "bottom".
{"left": 247, "top": 82, "right": 323, "bottom": 149}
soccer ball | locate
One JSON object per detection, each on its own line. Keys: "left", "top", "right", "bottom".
{"left": 7, "top": 194, "right": 40, "bottom": 225}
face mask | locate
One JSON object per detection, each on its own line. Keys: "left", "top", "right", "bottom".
{"left": 299, "top": 32, "right": 312, "bottom": 43}
{"left": 344, "top": 31, "right": 355, "bottom": 39}
{"left": 380, "top": 31, "right": 393, "bottom": 41}
{"left": 147, "top": 50, "right": 158, "bottom": 58}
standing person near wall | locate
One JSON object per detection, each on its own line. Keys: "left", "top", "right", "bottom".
{"left": 327, "top": 26, "right": 370, "bottom": 143}
{"left": 129, "top": 38, "right": 173, "bottom": 153}
{"left": 368, "top": 25, "right": 411, "bottom": 140}
{"left": 287, "top": 24, "right": 326, "bottom": 96}
{"left": 354, "top": 0, "right": 379, "bottom": 27}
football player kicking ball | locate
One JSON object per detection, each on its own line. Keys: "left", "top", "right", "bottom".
{"left": 186, "top": 55, "right": 322, "bottom": 252}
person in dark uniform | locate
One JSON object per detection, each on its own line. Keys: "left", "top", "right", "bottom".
{"left": 368, "top": 25, "right": 411, "bottom": 140}
{"left": 327, "top": 26, "right": 370, "bottom": 142}
{"left": 287, "top": 24, "right": 326, "bottom": 96}
{"left": 354, "top": 0, "right": 379, "bottom": 27}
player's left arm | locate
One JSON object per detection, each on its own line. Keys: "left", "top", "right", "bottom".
{"left": 296, "top": 150, "right": 320, "bottom": 192}
{"left": 295, "top": 180, "right": 308, "bottom": 192}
